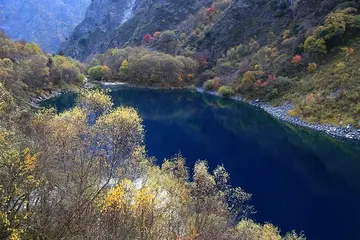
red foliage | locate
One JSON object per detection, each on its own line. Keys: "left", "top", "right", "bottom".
{"left": 207, "top": 5, "right": 216, "bottom": 16}
{"left": 291, "top": 54, "right": 302, "bottom": 64}
{"left": 268, "top": 74, "right": 277, "bottom": 81}
{"left": 200, "top": 57, "right": 207, "bottom": 67}
{"left": 307, "top": 94, "right": 314, "bottom": 101}
{"left": 254, "top": 80, "right": 262, "bottom": 87}
{"left": 261, "top": 81, "right": 269, "bottom": 87}
{"left": 144, "top": 34, "right": 153, "bottom": 43}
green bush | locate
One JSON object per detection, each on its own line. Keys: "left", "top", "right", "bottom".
{"left": 217, "top": 86, "right": 235, "bottom": 97}
{"left": 203, "top": 78, "right": 222, "bottom": 91}
{"left": 88, "top": 65, "right": 111, "bottom": 80}
{"left": 90, "top": 47, "right": 198, "bottom": 87}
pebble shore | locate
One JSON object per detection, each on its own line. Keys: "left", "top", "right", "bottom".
{"left": 197, "top": 88, "right": 360, "bottom": 141}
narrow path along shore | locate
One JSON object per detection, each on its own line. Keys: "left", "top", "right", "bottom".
{"left": 197, "top": 88, "right": 360, "bottom": 141}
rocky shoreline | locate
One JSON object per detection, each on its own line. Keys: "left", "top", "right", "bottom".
{"left": 197, "top": 88, "right": 360, "bottom": 141}
{"left": 29, "top": 90, "right": 66, "bottom": 108}
{"left": 29, "top": 83, "right": 360, "bottom": 141}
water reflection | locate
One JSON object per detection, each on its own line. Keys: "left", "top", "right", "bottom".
{"left": 42, "top": 88, "right": 360, "bottom": 240}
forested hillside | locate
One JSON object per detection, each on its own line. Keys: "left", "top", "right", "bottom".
{"left": 0, "top": 0, "right": 90, "bottom": 52}
{"left": 63, "top": 0, "right": 360, "bottom": 128}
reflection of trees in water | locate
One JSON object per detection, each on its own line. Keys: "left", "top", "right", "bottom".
{"left": 44, "top": 88, "right": 360, "bottom": 194}
{"left": 108, "top": 88, "right": 199, "bottom": 122}
{"left": 201, "top": 94, "right": 360, "bottom": 193}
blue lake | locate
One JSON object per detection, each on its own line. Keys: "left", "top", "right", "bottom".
{"left": 42, "top": 88, "right": 360, "bottom": 240}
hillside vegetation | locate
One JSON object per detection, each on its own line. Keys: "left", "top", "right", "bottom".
{"left": 0, "top": 31, "right": 307, "bottom": 239}
{"left": 82, "top": 0, "right": 360, "bottom": 127}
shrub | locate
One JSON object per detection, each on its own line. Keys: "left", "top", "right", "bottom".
{"left": 217, "top": 86, "right": 235, "bottom": 97}
{"left": 143, "top": 34, "right": 152, "bottom": 43}
{"left": 303, "top": 36, "right": 327, "bottom": 54}
{"left": 283, "top": 29, "right": 291, "bottom": 39}
{"left": 288, "top": 109, "right": 299, "bottom": 117}
{"left": 291, "top": 54, "right": 302, "bottom": 64}
{"left": 342, "top": 46, "right": 355, "bottom": 56}
{"left": 308, "top": 63, "right": 317, "bottom": 73}
{"left": 119, "top": 60, "right": 129, "bottom": 75}
{"left": 88, "top": 65, "right": 111, "bottom": 80}
{"left": 203, "top": 78, "right": 222, "bottom": 91}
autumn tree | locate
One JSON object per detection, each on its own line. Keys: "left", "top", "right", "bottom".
{"left": 119, "top": 59, "right": 129, "bottom": 76}
{"left": 0, "top": 130, "right": 40, "bottom": 239}
{"left": 29, "top": 90, "right": 145, "bottom": 239}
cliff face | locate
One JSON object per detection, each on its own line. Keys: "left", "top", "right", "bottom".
{"left": 59, "top": 0, "right": 137, "bottom": 60}
{"left": 60, "top": 0, "right": 212, "bottom": 60}
{"left": 0, "top": 0, "right": 90, "bottom": 53}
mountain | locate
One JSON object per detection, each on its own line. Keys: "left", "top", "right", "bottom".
{"left": 60, "top": 0, "right": 213, "bottom": 60}
{"left": 0, "top": 0, "right": 90, "bottom": 53}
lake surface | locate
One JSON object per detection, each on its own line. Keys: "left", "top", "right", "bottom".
{"left": 42, "top": 87, "right": 360, "bottom": 240}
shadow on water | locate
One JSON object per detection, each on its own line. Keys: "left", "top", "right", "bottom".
{"left": 42, "top": 87, "right": 360, "bottom": 240}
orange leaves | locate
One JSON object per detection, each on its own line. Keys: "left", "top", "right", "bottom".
{"left": 24, "top": 148, "right": 37, "bottom": 171}
{"left": 153, "top": 31, "right": 161, "bottom": 38}
{"left": 342, "top": 47, "right": 355, "bottom": 56}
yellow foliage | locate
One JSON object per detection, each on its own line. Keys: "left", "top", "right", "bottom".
{"left": 24, "top": 148, "right": 37, "bottom": 171}
{"left": 236, "top": 219, "right": 281, "bottom": 240}
{"left": 77, "top": 89, "right": 113, "bottom": 113}
{"left": 283, "top": 30, "right": 291, "bottom": 40}
{"left": 49, "top": 107, "right": 87, "bottom": 141}
{"left": 100, "top": 179, "right": 134, "bottom": 213}
{"left": 9, "top": 228, "right": 23, "bottom": 240}
{"left": 307, "top": 62, "right": 317, "bottom": 73}
{"left": 96, "top": 106, "right": 144, "bottom": 135}
{"left": 288, "top": 109, "right": 299, "bottom": 117}
{"left": 243, "top": 71, "right": 256, "bottom": 84}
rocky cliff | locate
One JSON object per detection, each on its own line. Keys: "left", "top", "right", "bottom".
{"left": 0, "top": 0, "right": 90, "bottom": 53}
{"left": 59, "top": 0, "right": 137, "bottom": 60}
{"left": 60, "top": 0, "right": 212, "bottom": 60}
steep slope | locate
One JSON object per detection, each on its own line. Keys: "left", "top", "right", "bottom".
{"left": 60, "top": 0, "right": 212, "bottom": 60}
{"left": 0, "top": 0, "right": 90, "bottom": 53}
{"left": 198, "top": 0, "right": 350, "bottom": 58}
{"left": 59, "top": 0, "right": 137, "bottom": 60}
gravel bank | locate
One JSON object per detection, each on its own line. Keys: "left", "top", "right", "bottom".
{"left": 197, "top": 88, "right": 360, "bottom": 141}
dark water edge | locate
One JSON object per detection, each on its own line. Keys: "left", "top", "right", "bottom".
{"left": 42, "top": 88, "right": 360, "bottom": 240}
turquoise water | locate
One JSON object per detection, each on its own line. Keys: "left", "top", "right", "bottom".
{"left": 42, "top": 88, "right": 360, "bottom": 240}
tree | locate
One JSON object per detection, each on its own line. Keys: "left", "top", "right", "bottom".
{"left": 87, "top": 65, "right": 111, "bottom": 80}
{"left": 29, "top": 90, "right": 146, "bottom": 238}
{"left": 0, "top": 131, "right": 40, "bottom": 239}
{"left": 119, "top": 59, "right": 129, "bottom": 76}
{"left": 143, "top": 34, "right": 152, "bottom": 43}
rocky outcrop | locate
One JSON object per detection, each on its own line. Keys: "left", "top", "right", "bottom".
{"left": 59, "top": 0, "right": 137, "bottom": 60}
{"left": 0, "top": 0, "right": 90, "bottom": 53}
{"left": 60, "top": 0, "right": 212, "bottom": 60}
